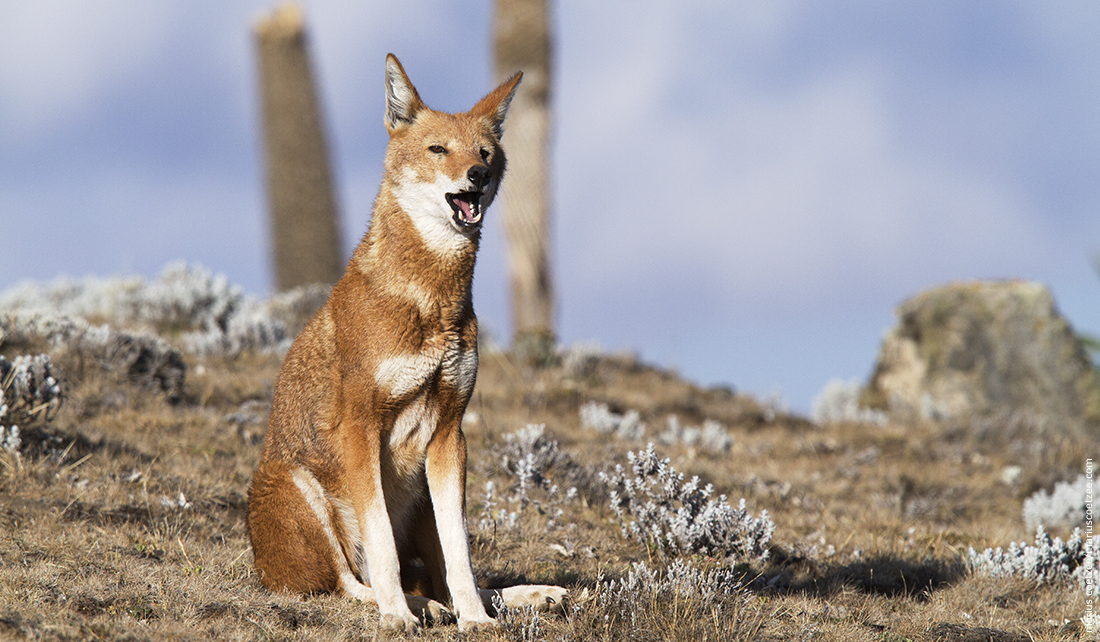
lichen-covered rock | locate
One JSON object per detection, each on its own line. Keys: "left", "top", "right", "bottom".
{"left": 0, "top": 263, "right": 330, "bottom": 357}
{"left": 0, "top": 313, "right": 186, "bottom": 402}
{"left": 864, "top": 281, "right": 1100, "bottom": 431}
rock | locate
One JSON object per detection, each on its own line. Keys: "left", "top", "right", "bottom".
{"left": 104, "top": 332, "right": 187, "bottom": 401}
{"left": 1, "top": 312, "right": 186, "bottom": 402}
{"left": 864, "top": 281, "right": 1100, "bottom": 430}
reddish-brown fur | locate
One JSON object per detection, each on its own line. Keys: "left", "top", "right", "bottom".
{"left": 248, "top": 459, "right": 339, "bottom": 593}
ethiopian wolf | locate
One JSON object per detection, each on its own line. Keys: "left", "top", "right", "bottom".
{"left": 246, "top": 54, "right": 567, "bottom": 633}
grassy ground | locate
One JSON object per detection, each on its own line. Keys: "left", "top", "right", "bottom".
{"left": 0, "top": 336, "right": 1093, "bottom": 641}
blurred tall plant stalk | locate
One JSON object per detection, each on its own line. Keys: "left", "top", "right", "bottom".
{"left": 493, "top": 0, "right": 556, "bottom": 365}
{"left": 255, "top": 3, "right": 344, "bottom": 291}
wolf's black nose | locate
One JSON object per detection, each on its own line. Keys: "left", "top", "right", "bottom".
{"left": 468, "top": 165, "right": 491, "bottom": 188}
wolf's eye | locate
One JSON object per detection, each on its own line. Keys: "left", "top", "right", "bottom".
{"left": 429, "top": 145, "right": 447, "bottom": 154}
{"left": 479, "top": 148, "right": 490, "bottom": 161}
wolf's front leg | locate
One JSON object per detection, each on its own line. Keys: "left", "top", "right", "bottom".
{"left": 425, "top": 425, "right": 495, "bottom": 631}
{"left": 347, "top": 428, "right": 422, "bottom": 635}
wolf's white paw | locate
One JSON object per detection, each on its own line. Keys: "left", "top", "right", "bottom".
{"left": 458, "top": 613, "right": 499, "bottom": 632}
{"left": 380, "top": 610, "right": 421, "bottom": 635}
{"left": 499, "top": 585, "right": 570, "bottom": 613}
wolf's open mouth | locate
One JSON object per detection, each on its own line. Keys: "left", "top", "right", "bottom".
{"left": 446, "top": 192, "right": 483, "bottom": 228}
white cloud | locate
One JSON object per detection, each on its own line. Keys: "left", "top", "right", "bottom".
{"left": 0, "top": 1, "right": 190, "bottom": 140}
{"left": 554, "top": 3, "right": 1064, "bottom": 312}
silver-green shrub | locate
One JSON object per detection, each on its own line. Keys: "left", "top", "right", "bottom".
{"left": 0, "top": 263, "right": 319, "bottom": 357}
{"left": 587, "top": 558, "right": 746, "bottom": 633}
{"left": 600, "top": 558, "right": 742, "bottom": 605}
{"left": 812, "top": 378, "right": 887, "bottom": 425}
{"left": 1023, "top": 474, "right": 1089, "bottom": 530}
{"left": 579, "top": 401, "right": 645, "bottom": 440}
{"left": 479, "top": 424, "right": 578, "bottom": 533}
{"left": 968, "top": 525, "right": 1098, "bottom": 589}
{"left": 659, "top": 415, "right": 733, "bottom": 454}
{"left": 600, "top": 444, "right": 773, "bottom": 562}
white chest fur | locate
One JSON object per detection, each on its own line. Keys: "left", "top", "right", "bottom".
{"left": 375, "top": 349, "right": 444, "bottom": 399}
{"left": 375, "top": 340, "right": 478, "bottom": 454}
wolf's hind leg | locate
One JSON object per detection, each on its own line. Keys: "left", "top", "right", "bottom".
{"left": 480, "top": 585, "right": 570, "bottom": 614}
{"left": 248, "top": 460, "right": 389, "bottom": 606}
{"left": 247, "top": 460, "right": 343, "bottom": 594}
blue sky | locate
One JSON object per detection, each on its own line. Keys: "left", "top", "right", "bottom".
{"left": 2, "top": 1, "right": 1098, "bottom": 412}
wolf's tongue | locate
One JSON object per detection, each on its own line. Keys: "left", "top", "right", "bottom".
{"left": 457, "top": 198, "right": 474, "bottom": 221}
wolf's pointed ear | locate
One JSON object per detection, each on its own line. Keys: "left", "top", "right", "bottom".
{"left": 471, "top": 71, "right": 522, "bottom": 139}
{"left": 384, "top": 54, "right": 425, "bottom": 133}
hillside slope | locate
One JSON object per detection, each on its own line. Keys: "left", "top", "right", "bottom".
{"left": 0, "top": 272, "right": 1092, "bottom": 641}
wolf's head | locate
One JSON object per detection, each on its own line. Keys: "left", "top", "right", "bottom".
{"left": 381, "top": 55, "right": 521, "bottom": 254}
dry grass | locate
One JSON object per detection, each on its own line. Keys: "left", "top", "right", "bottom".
{"left": 0, "top": 341, "right": 1093, "bottom": 641}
